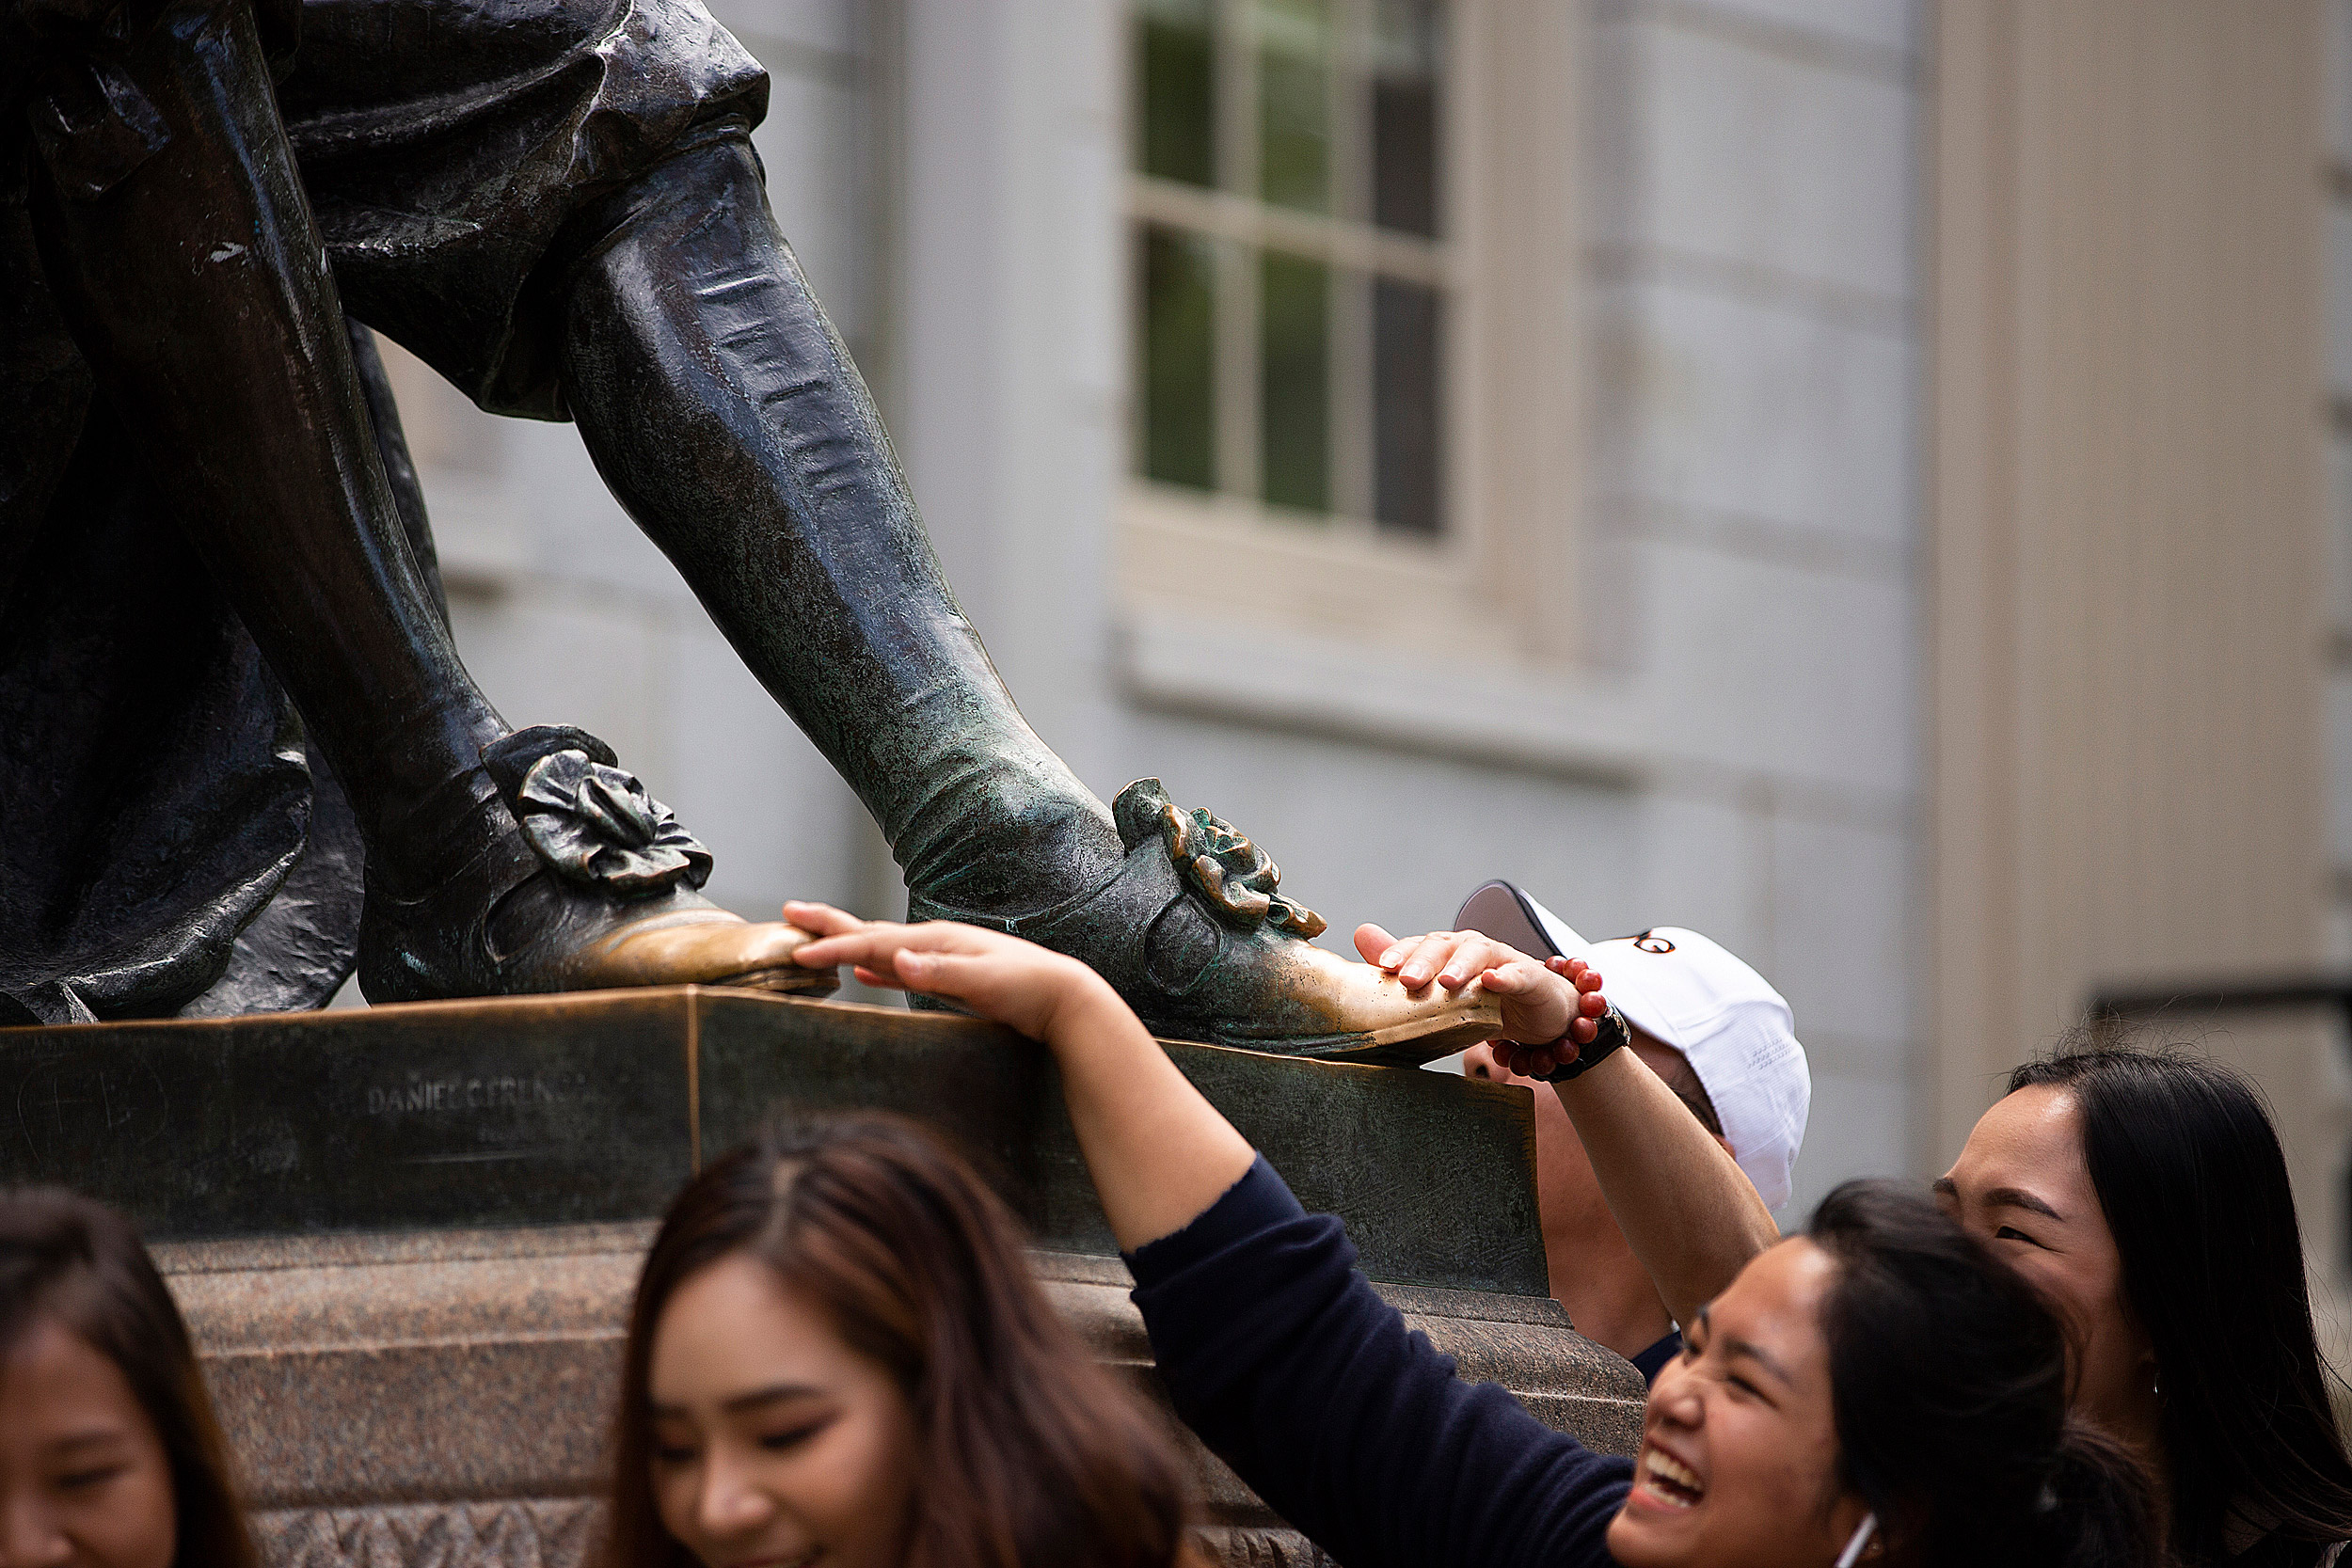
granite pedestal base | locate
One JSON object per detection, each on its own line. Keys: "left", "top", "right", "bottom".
{"left": 3, "top": 989, "right": 1646, "bottom": 1566}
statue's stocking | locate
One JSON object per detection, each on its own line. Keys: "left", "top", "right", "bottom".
{"left": 557, "top": 141, "right": 1502, "bottom": 1057}
{"left": 559, "top": 139, "right": 1127, "bottom": 918}
{"left": 24, "top": 0, "right": 827, "bottom": 1000}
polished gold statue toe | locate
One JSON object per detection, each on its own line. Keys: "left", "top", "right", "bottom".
{"left": 1218, "top": 939, "right": 1503, "bottom": 1064}
{"left": 559, "top": 910, "right": 838, "bottom": 994}
{"left": 358, "top": 732, "right": 850, "bottom": 1004}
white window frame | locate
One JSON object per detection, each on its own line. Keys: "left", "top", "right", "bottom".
{"left": 1118, "top": 0, "right": 1583, "bottom": 675}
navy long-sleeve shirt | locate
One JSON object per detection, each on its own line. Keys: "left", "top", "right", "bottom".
{"left": 1126, "top": 1156, "right": 1634, "bottom": 1568}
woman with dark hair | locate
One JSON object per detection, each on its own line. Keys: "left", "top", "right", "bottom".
{"left": 1940, "top": 1047, "right": 2352, "bottom": 1566}
{"left": 0, "top": 1189, "right": 259, "bottom": 1568}
{"left": 598, "top": 1110, "right": 1201, "bottom": 1568}
{"left": 786, "top": 907, "right": 2163, "bottom": 1568}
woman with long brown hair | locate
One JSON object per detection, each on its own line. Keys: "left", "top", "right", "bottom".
{"left": 599, "top": 1111, "right": 1200, "bottom": 1568}
{"left": 0, "top": 1189, "right": 259, "bottom": 1568}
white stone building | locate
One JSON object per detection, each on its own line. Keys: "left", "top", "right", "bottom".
{"left": 373, "top": 0, "right": 2352, "bottom": 1331}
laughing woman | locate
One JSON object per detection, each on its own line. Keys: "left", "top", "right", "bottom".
{"left": 786, "top": 907, "right": 2163, "bottom": 1568}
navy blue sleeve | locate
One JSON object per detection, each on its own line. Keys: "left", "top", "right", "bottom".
{"left": 1126, "top": 1157, "right": 1631, "bottom": 1568}
{"left": 1630, "top": 1330, "right": 1684, "bottom": 1388}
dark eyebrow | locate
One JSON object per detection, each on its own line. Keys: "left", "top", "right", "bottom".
{"left": 649, "top": 1383, "right": 829, "bottom": 1420}
{"left": 1691, "top": 1306, "right": 1793, "bottom": 1386}
{"left": 1723, "top": 1335, "right": 1795, "bottom": 1387}
{"left": 1980, "top": 1185, "right": 2063, "bottom": 1221}
{"left": 721, "top": 1383, "right": 828, "bottom": 1415}
{"left": 45, "top": 1431, "right": 126, "bottom": 1454}
{"left": 1931, "top": 1176, "right": 2062, "bottom": 1222}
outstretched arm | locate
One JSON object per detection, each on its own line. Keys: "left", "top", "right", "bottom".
{"left": 1361, "top": 927, "right": 1778, "bottom": 1331}
{"left": 785, "top": 903, "right": 1252, "bottom": 1248}
{"left": 787, "top": 905, "right": 1631, "bottom": 1568}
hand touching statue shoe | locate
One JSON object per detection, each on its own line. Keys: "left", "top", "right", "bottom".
{"left": 1356, "top": 926, "right": 1617, "bottom": 1080}
{"left": 1358, "top": 921, "right": 1779, "bottom": 1338}
{"left": 781, "top": 902, "right": 1111, "bottom": 1044}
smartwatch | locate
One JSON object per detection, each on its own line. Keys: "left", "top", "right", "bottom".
{"left": 1524, "top": 1005, "right": 1632, "bottom": 1084}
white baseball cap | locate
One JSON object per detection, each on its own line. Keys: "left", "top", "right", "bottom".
{"left": 1452, "top": 880, "right": 1812, "bottom": 1212}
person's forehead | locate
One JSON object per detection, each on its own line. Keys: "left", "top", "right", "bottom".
{"left": 1709, "top": 1239, "right": 1835, "bottom": 1374}
{"left": 0, "top": 1315, "right": 151, "bottom": 1433}
{"left": 651, "top": 1253, "right": 855, "bottom": 1392}
{"left": 1626, "top": 1028, "right": 1693, "bottom": 1085}
{"left": 1950, "top": 1085, "right": 2089, "bottom": 1187}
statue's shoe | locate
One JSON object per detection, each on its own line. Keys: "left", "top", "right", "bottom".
{"left": 358, "top": 726, "right": 838, "bottom": 1004}
{"left": 911, "top": 779, "right": 1498, "bottom": 1064}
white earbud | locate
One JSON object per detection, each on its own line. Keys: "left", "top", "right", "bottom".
{"left": 1834, "top": 1513, "right": 1878, "bottom": 1568}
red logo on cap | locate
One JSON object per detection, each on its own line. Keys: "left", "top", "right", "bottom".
{"left": 1632, "top": 931, "right": 1676, "bottom": 954}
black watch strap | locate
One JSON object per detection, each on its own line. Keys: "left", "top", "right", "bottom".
{"left": 1527, "top": 1006, "right": 1631, "bottom": 1083}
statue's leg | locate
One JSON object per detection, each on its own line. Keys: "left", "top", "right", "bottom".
{"left": 560, "top": 140, "right": 1500, "bottom": 1058}
{"left": 20, "top": 0, "right": 833, "bottom": 1003}
{"left": 559, "top": 138, "right": 1124, "bottom": 919}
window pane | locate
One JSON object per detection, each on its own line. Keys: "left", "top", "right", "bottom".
{"left": 1258, "top": 0, "right": 1329, "bottom": 213}
{"left": 1138, "top": 0, "right": 1216, "bottom": 185}
{"left": 1374, "top": 276, "right": 1442, "bottom": 533}
{"left": 1262, "top": 249, "right": 1330, "bottom": 513}
{"left": 1140, "top": 225, "right": 1218, "bottom": 490}
{"left": 1371, "top": 0, "right": 1441, "bottom": 236}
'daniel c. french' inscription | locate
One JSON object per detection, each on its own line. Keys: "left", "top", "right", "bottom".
{"left": 364, "top": 1074, "right": 565, "bottom": 1118}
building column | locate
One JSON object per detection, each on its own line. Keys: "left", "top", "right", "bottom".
{"left": 1930, "top": 0, "right": 2341, "bottom": 1253}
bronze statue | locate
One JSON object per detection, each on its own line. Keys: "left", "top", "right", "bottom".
{"left": 0, "top": 0, "right": 1499, "bottom": 1059}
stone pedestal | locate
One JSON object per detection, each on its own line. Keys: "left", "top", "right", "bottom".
{"left": 2, "top": 990, "right": 1645, "bottom": 1566}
